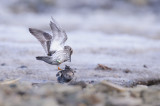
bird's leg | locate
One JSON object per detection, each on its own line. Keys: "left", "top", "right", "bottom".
{"left": 58, "top": 67, "right": 62, "bottom": 70}
{"left": 58, "top": 65, "right": 62, "bottom": 71}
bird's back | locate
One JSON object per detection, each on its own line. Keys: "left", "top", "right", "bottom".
{"left": 53, "top": 50, "right": 70, "bottom": 63}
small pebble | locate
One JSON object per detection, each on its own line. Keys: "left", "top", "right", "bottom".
{"left": 124, "top": 69, "right": 131, "bottom": 73}
{"left": 10, "top": 84, "right": 17, "bottom": 88}
{"left": 1, "top": 63, "right": 6, "bottom": 66}
{"left": 143, "top": 65, "right": 148, "bottom": 68}
{"left": 89, "top": 80, "right": 95, "bottom": 84}
{"left": 19, "top": 65, "right": 27, "bottom": 69}
{"left": 17, "top": 91, "right": 26, "bottom": 96}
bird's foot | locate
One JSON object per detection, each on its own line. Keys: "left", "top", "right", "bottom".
{"left": 58, "top": 67, "right": 62, "bottom": 71}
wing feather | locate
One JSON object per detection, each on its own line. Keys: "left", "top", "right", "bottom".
{"left": 29, "top": 18, "right": 69, "bottom": 55}
{"left": 29, "top": 28, "right": 52, "bottom": 54}
{"left": 50, "top": 18, "right": 68, "bottom": 51}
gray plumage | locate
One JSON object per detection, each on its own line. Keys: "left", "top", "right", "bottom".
{"left": 29, "top": 18, "right": 73, "bottom": 66}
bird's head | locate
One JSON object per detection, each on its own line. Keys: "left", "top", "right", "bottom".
{"left": 64, "top": 46, "right": 73, "bottom": 62}
{"left": 64, "top": 46, "right": 73, "bottom": 55}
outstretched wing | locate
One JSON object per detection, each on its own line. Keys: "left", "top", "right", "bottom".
{"left": 29, "top": 28, "right": 52, "bottom": 55}
{"left": 49, "top": 18, "right": 68, "bottom": 52}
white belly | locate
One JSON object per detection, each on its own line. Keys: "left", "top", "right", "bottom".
{"left": 50, "top": 41, "right": 63, "bottom": 51}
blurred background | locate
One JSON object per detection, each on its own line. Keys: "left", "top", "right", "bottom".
{"left": 1, "top": 0, "right": 160, "bottom": 37}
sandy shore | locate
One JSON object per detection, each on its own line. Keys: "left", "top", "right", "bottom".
{"left": 0, "top": 80, "right": 160, "bottom": 106}
{"left": 0, "top": 25, "right": 160, "bottom": 86}
{"left": 0, "top": 0, "right": 160, "bottom": 105}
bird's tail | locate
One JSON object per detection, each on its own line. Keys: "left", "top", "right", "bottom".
{"left": 36, "top": 56, "right": 52, "bottom": 63}
{"left": 36, "top": 56, "right": 51, "bottom": 60}
{"left": 36, "top": 56, "right": 58, "bottom": 65}
{"left": 36, "top": 56, "right": 43, "bottom": 60}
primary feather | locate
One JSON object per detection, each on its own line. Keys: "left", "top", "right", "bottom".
{"left": 49, "top": 21, "right": 68, "bottom": 52}
{"left": 29, "top": 28, "right": 52, "bottom": 54}
{"left": 29, "top": 18, "right": 68, "bottom": 56}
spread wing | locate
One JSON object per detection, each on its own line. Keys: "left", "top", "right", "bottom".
{"left": 29, "top": 28, "right": 52, "bottom": 55}
{"left": 49, "top": 18, "right": 68, "bottom": 52}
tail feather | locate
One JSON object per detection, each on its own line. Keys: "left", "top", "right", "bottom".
{"left": 36, "top": 56, "right": 51, "bottom": 60}
{"left": 36, "top": 56, "right": 58, "bottom": 65}
{"left": 36, "top": 56, "right": 43, "bottom": 60}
